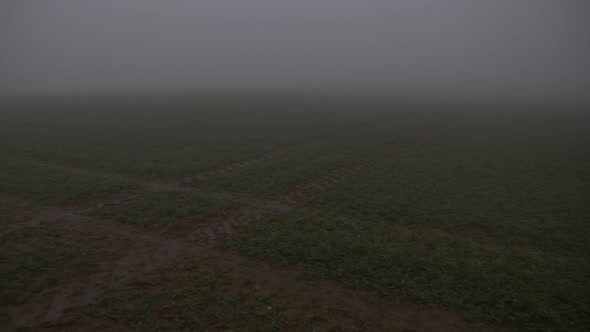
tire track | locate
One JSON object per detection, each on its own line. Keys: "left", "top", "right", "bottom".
{"left": 2, "top": 114, "right": 464, "bottom": 330}
{"left": 1, "top": 240, "right": 219, "bottom": 331}
{"left": 0, "top": 139, "right": 327, "bottom": 237}
{"left": 2, "top": 234, "right": 485, "bottom": 332}
{"left": 179, "top": 138, "right": 330, "bottom": 185}
{"left": 190, "top": 113, "right": 465, "bottom": 243}
{"left": 0, "top": 155, "right": 144, "bottom": 182}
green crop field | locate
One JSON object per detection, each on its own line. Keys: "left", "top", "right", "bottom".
{"left": 1, "top": 97, "right": 589, "bottom": 331}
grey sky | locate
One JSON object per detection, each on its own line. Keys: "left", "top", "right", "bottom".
{"left": 1, "top": 0, "right": 589, "bottom": 103}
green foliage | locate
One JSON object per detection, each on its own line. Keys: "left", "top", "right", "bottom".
{"left": 98, "top": 190, "right": 235, "bottom": 228}
{"left": 228, "top": 210, "right": 590, "bottom": 331}
{"left": 2, "top": 100, "right": 589, "bottom": 331}
{"left": 0, "top": 159, "right": 138, "bottom": 204}
{"left": 0, "top": 98, "right": 451, "bottom": 180}
{"left": 204, "top": 142, "right": 367, "bottom": 196}
{"left": 88, "top": 262, "right": 290, "bottom": 331}
{"left": 313, "top": 111, "right": 590, "bottom": 257}
{"left": 11, "top": 143, "right": 273, "bottom": 180}
{"left": 0, "top": 227, "right": 92, "bottom": 305}
{"left": 0, "top": 195, "right": 35, "bottom": 225}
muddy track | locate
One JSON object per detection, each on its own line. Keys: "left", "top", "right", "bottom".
{"left": 190, "top": 113, "right": 466, "bottom": 244}
{"left": 0, "top": 187, "right": 265, "bottom": 238}
{"left": 0, "top": 156, "right": 144, "bottom": 182}
{"left": 1, "top": 238, "right": 224, "bottom": 330}
{"left": 2, "top": 114, "right": 466, "bottom": 330}
{"left": 180, "top": 138, "right": 330, "bottom": 185}
{"left": 3, "top": 126, "right": 376, "bottom": 231}
{"left": 82, "top": 138, "right": 330, "bottom": 209}
{"left": 2, "top": 236, "right": 487, "bottom": 332}
{"left": 4, "top": 200, "right": 295, "bottom": 331}
{"left": 0, "top": 139, "right": 327, "bottom": 237}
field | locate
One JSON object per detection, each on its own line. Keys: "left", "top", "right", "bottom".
{"left": 1, "top": 96, "right": 589, "bottom": 331}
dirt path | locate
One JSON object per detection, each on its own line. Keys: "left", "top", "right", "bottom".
{"left": 2, "top": 114, "right": 472, "bottom": 330}
{"left": 181, "top": 138, "right": 330, "bottom": 185}
{"left": 58, "top": 252, "right": 493, "bottom": 331}
{"left": 0, "top": 138, "right": 327, "bottom": 237}
{"left": 0, "top": 155, "right": 144, "bottom": 182}
{"left": 2, "top": 218, "right": 490, "bottom": 332}
{"left": 189, "top": 113, "right": 466, "bottom": 243}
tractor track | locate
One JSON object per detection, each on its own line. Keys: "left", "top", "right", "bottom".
{"left": 192, "top": 113, "right": 465, "bottom": 244}
{"left": 2, "top": 114, "right": 466, "bottom": 330}
{"left": 0, "top": 138, "right": 328, "bottom": 237}
{"left": 180, "top": 138, "right": 330, "bottom": 185}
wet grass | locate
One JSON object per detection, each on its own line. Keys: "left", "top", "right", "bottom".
{"left": 97, "top": 190, "right": 235, "bottom": 229}
{"left": 69, "top": 257, "right": 423, "bottom": 332}
{"left": 7, "top": 143, "right": 276, "bottom": 180}
{"left": 227, "top": 210, "right": 590, "bottom": 331}
{"left": 223, "top": 111, "right": 590, "bottom": 331}
{"left": 2, "top": 99, "right": 589, "bottom": 331}
{"left": 201, "top": 110, "right": 454, "bottom": 197}
{"left": 1, "top": 97, "right": 398, "bottom": 180}
{"left": 0, "top": 195, "right": 36, "bottom": 226}
{"left": 0, "top": 159, "right": 139, "bottom": 205}
{"left": 312, "top": 113, "right": 590, "bottom": 257}
{"left": 73, "top": 260, "right": 295, "bottom": 331}
{"left": 0, "top": 223, "right": 120, "bottom": 306}
{"left": 203, "top": 142, "right": 369, "bottom": 196}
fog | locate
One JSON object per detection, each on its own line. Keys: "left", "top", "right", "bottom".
{"left": 1, "top": 0, "right": 589, "bottom": 104}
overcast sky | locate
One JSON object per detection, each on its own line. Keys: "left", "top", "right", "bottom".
{"left": 1, "top": 0, "right": 589, "bottom": 103}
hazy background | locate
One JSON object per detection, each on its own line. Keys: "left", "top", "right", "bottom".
{"left": 1, "top": 0, "right": 589, "bottom": 104}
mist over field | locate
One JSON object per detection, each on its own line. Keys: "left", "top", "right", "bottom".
{"left": 1, "top": 0, "right": 589, "bottom": 105}
{"left": 2, "top": 2, "right": 590, "bottom": 331}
